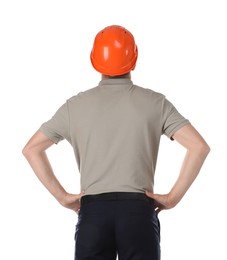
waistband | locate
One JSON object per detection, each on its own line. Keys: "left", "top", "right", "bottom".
{"left": 80, "top": 192, "right": 154, "bottom": 206}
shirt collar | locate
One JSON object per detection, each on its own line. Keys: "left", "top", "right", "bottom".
{"left": 98, "top": 78, "right": 133, "bottom": 88}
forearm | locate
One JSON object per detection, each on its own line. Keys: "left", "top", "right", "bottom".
{"left": 168, "top": 146, "right": 210, "bottom": 207}
{"left": 23, "top": 149, "right": 67, "bottom": 203}
{"left": 146, "top": 125, "right": 210, "bottom": 212}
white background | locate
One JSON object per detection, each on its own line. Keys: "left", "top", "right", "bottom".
{"left": 0, "top": 0, "right": 226, "bottom": 259}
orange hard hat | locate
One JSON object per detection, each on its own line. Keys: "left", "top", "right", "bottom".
{"left": 90, "top": 25, "right": 138, "bottom": 76}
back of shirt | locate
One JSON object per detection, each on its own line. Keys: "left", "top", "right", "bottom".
{"left": 40, "top": 78, "right": 190, "bottom": 195}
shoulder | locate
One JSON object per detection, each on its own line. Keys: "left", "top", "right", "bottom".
{"left": 133, "top": 84, "right": 165, "bottom": 101}
{"left": 67, "top": 86, "right": 100, "bottom": 103}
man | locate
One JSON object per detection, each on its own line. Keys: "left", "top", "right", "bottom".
{"left": 22, "top": 25, "right": 210, "bottom": 260}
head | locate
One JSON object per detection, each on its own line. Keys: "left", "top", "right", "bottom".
{"left": 90, "top": 25, "right": 138, "bottom": 78}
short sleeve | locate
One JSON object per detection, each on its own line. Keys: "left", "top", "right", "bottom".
{"left": 162, "top": 98, "right": 190, "bottom": 140}
{"left": 39, "top": 102, "right": 70, "bottom": 144}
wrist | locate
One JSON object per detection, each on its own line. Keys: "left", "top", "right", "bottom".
{"left": 55, "top": 190, "right": 68, "bottom": 205}
{"left": 167, "top": 192, "right": 180, "bottom": 208}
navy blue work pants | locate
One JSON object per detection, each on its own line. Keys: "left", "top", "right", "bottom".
{"left": 74, "top": 192, "right": 161, "bottom": 260}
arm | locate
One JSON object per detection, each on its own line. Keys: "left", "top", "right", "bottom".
{"left": 22, "top": 130, "right": 83, "bottom": 212}
{"left": 146, "top": 124, "right": 210, "bottom": 213}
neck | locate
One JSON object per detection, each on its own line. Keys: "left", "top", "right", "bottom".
{"left": 102, "top": 72, "right": 131, "bottom": 80}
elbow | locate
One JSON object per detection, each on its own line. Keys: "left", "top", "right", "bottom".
{"left": 187, "top": 140, "right": 210, "bottom": 159}
{"left": 197, "top": 142, "right": 211, "bottom": 158}
{"left": 22, "top": 145, "right": 30, "bottom": 159}
{"left": 202, "top": 142, "right": 210, "bottom": 155}
{"left": 22, "top": 144, "right": 35, "bottom": 159}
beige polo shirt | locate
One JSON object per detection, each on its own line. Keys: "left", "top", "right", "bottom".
{"left": 40, "top": 78, "right": 190, "bottom": 195}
